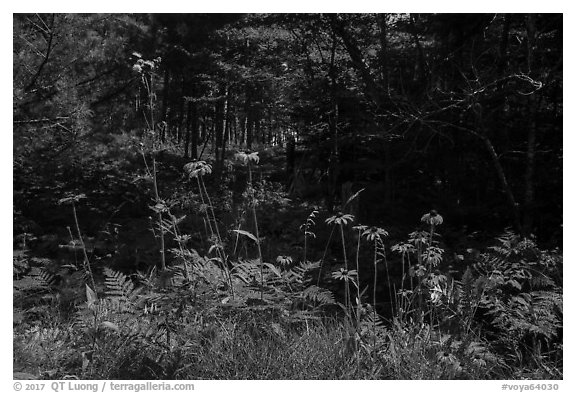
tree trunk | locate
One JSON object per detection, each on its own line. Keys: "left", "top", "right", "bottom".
{"left": 184, "top": 101, "right": 191, "bottom": 159}
{"left": 329, "top": 14, "right": 382, "bottom": 109}
{"left": 408, "top": 14, "right": 428, "bottom": 86}
{"left": 221, "top": 88, "right": 230, "bottom": 166}
{"left": 328, "top": 29, "right": 340, "bottom": 212}
{"left": 190, "top": 101, "right": 198, "bottom": 160}
{"left": 246, "top": 109, "right": 254, "bottom": 150}
{"left": 378, "top": 13, "right": 393, "bottom": 203}
{"left": 255, "top": 118, "right": 261, "bottom": 147}
{"left": 175, "top": 74, "right": 185, "bottom": 144}
{"left": 240, "top": 114, "right": 246, "bottom": 146}
{"left": 377, "top": 14, "right": 389, "bottom": 94}
{"left": 184, "top": 99, "right": 198, "bottom": 160}
{"left": 160, "top": 68, "right": 170, "bottom": 126}
{"left": 480, "top": 130, "right": 522, "bottom": 231}
{"left": 201, "top": 112, "right": 207, "bottom": 142}
{"left": 523, "top": 14, "right": 538, "bottom": 235}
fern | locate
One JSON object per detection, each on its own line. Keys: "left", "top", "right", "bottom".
{"left": 14, "top": 267, "right": 56, "bottom": 291}
{"left": 231, "top": 259, "right": 261, "bottom": 285}
{"left": 104, "top": 268, "right": 140, "bottom": 301}
{"left": 300, "top": 285, "right": 335, "bottom": 305}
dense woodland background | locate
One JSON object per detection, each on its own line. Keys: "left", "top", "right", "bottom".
{"left": 13, "top": 13, "right": 562, "bottom": 380}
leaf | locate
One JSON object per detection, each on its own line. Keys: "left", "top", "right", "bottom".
{"left": 100, "top": 321, "right": 120, "bottom": 332}
{"left": 232, "top": 229, "right": 258, "bottom": 242}
{"left": 343, "top": 188, "right": 365, "bottom": 208}
{"left": 264, "top": 263, "right": 282, "bottom": 277}
{"left": 58, "top": 193, "right": 86, "bottom": 205}
{"left": 507, "top": 279, "right": 522, "bottom": 290}
{"left": 86, "top": 284, "right": 98, "bottom": 306}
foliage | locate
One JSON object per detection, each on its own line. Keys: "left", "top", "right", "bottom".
{"left": 473, "top": 232, "right": 562, "bottom": 369}
{"left": 13, "top": 13, "right": 562, "bottom": 380}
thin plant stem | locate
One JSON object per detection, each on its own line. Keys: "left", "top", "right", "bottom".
{"left": 66, "top": 226, "right": 78, "bottom": 266}
{"left": 152, "top": 158, "right": 166, "bottom": 270}
{"left": 340, "top": 224, "right": 350, "bottom": 314}
{"left": 232, "top": 208, "right": 246, "bottom": 257}
{"left": 71, "top": 202, "right": 97, "bottom": 293}
{"left": 399, "top": 252, "right": 406, "bottom": 320}
{"left": 200, "top": 176, "right": 223, "bottom": 246}
{"left": 380, "top": 239, "right": 394, "bottom": 316}
{"left": 141, "top": 67, "right": 165, "bottom": 271}
{"left": 202, "top": 218, "right": 209, "bottom": 248}
{"left": 355, "top": 228, "right": 362, "bottom": 326}
{"left": 170, "top": 214, "right": 190, "bottom": 280}
{"left": 303, "top": 230, "right": 308, "bottom": 263}
{"left": 317, "top": 225, "right": 336, "bottom": 285}
{"left": 196, "top": 177, "right": 215, "bottom": 238}
{"left": 373, "top": 240, "right": 378, "bottom": 353}
{"left": 196, "top": 177, "right": 234, "bottom": 298}
{"left": 248, "top": 162, "right": 264, "bottom": 300}
{"left": 407, "top": 252, "right": 414, "bottom": 291}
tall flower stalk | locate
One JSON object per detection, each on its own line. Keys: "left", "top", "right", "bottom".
{"left": 58, "top": 194, "right": 97, "bottom": 294}
{"left": 235, "top": 151, "right": 264, "bottom": 300}
{"left": 133, "top": 54, "right": 166, "bottom": 270}
{"left": 361, "top": 226, "right": 389, "bottom": 332}
{"left": 184, "top": 160, "right": 234, "bottom": 297}
{"left": 300, "top": 209, "right": 319, "bottom": 263}
{"left": 352, "top": 225, "right": 368, "bottom": 325}
{"left": 326, "top": 212, "right": 354, "bottom": 314}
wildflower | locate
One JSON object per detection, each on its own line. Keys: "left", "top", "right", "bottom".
{"left": 391, "top": 242, "right": 415, "bottom": 254}
{"left": 325, "top": 212, "right": 354, "bottom": 226}
{"left": 332, "top": 268, "right": 358, "bottom": 282}
{"left": 436, "top": 351, "right": 457, "bottom": 365}
{"left": 361, "top": 226, "right": 388, "bottom": 242}
{"left": 276, "top": 255, "right": 292, "bottom": 267}
{"left": 430, "top": 283, "right": 444, "bottom": 304}
{"left": 421, "top": 210, "right": 443, "bottom": 226}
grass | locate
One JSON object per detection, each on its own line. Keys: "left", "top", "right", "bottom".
{"left": 13, "top": 295, "right": 560, "bottom": 380}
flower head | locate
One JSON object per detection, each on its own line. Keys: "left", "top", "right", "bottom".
{"left": 421, "top": 210, "right": 443, "bottom": 226}
{"left": 436, "top": 351, "right": 457, "bottom": 365}
{"left": 331, "top": 268, "right": 358, "bottom": 282}
{"left": 276, "top": 255, "right": 293, "bottom": 267}
{"left": 325, "top": 212, "right": 354, "bottom": 226}
{"left": 361, "top": 226, "right": 388, "bottom": 242}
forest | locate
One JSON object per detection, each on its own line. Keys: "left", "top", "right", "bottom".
{"left": 13, "top": 13, "right": 562, "bottom": 380}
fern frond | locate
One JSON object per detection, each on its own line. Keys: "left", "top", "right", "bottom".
{"left": 104, "top": 267, "right": 140, "bottom": 302}
{"left": 231, "top": 259, "right": 260, "bottom": 284}
{"left": 14, "top": 267, "right": 56, "bottom": 292}
{"left": 300, "top": 285, "right": 335, "bottom": 305}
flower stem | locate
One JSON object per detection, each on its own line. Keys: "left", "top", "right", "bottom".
{"left": 248, "top": 162, "right": 264, "bottom": 300}
{"left": 72, "top": 202, "right": 97, "bottom": 293}
{"left": 340, "top": 224, "right": 350, "bottom": 314}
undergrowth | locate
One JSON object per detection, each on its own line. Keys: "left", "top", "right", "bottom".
{"left": 13, "top": 54, "right": 562, "bottom": 380}
{"left": 14, "top": 190, "right": 562, "bottom": 379}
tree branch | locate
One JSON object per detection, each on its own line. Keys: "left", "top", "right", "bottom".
{"left": 24, "top": 14, "right": 55, "bottom": 93}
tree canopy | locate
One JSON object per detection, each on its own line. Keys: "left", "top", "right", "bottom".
{"left": 14, "top": 13, "right": 562, "bottom": 241}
